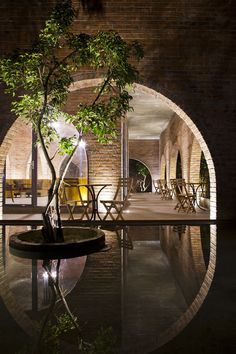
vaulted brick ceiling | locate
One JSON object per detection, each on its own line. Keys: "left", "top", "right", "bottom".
{"left": 127, "top": 91, "right": 175, "bottom": 140}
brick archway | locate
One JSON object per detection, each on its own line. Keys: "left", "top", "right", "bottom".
{"left": 157, "top": 224, "right": 217, "bottom": 349}
{"left": 132, "top": 83, "right": 216, "bottom": 219}
{"left": 0, "top": 79, "right": 216, "bottom": 219}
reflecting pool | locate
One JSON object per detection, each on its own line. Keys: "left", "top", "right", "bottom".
{"left": 0, "top": 222, "right": 234, "bottom": 354}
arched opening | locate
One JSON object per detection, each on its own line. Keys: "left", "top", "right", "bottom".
{"left": 176, "top": 151, "right": 182, "bottom": 179}
{"left": 128, "top": 83, "right": 216, "bottom": 219}
{"left": 129, "top": 158, "right": 152, "bottom": 193}
{"left": 0, "top": 79, "right": 216, "bottom": 219}
{"left": 0, "top": 79, "right": 217, "bottom": 351}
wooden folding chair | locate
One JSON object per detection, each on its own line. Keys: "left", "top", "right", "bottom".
{"left": 153, "top": 179, "right": 160, "bottom": 194}
{"left": 158, "top": 179, "right": 172, "bottom": 199}
{"left": 170, "top": 179, "right": 196, "bottom": 213}
{"left": 59, "top": 181, "right": 90, "bottom": 220}
{"left": 100, "top": 177, "right": 133, "bottom": 220}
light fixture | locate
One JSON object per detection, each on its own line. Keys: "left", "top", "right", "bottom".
{"left": 79, "top": 139, "right": 86, "bottom": 149}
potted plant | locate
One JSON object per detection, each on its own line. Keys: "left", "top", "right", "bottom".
{"left": 0, "top": 0, "right": 143, "bottom": 250}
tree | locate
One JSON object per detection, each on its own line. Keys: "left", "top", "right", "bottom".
{"left": 0, "top": 0, "right": 143, "bottom": 242}
{"left": 136, "top": 162, "right": 150, "bottom": 192}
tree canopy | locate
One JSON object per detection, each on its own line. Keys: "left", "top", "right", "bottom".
{"left": 0, "top": 0, "right": 143, "bottom": 240}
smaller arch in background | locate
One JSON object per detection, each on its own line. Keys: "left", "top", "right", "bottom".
{"left": 129, "top": 158, "right": 152, "bottom": 193}
{"left": 176, "top": 151, "right": 182, "bottom": 179}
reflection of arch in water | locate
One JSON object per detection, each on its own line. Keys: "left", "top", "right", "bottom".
{"left": 0, "top": 225, "right": 37, "bottom": 338}
{"left": 0, "top": 225, "right": 87, "bottom": 339}
{"left": 119, "top": 224, "right": 216, "bottom": 353}
{"left": 157, "top": 224, "right": 217, "bottom": 349}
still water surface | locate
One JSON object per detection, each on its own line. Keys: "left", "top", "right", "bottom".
{"left": 0, "top": 224, "right": 213, "bottom": 353}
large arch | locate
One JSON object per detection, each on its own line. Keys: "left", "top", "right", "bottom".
{"left": 156, "top": 224, "right": 217, "bottom": 349}
{"left": 0, "top": 79, "right": 216, "bottom": 219}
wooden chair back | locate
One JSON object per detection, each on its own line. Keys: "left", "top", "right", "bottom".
{"left": 170, "top": 178, "right": 196, "bottom": 213}
{"left": 113, "top": 177, "right": 133, "bottom": 202}
{"left": 59, "top": 180, "right": 90, "bottom": 220}
{"left": 100, "top": 177, "right": 133, "bottom": 220}
{"left": 158, "top": 179, "right": 172, "bottom": 199}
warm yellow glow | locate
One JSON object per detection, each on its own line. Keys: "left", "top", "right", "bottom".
{"left": 78, "top": 177, "right": 88, "bottom": 202}
{"left": 63, "top": 177, "right": 88, "bottom": 204}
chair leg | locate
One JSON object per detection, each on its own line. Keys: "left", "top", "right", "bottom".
{"left": 80, "top": 207, "right": 88, "bottom": 220}
{"left": 80, "top": 203, "right": 91, "bottom": 220}
{"left": 114, "top": 205, "right": 125, "bottom": 220}
{"left": 102, "top": 203, "right": 116, "bottom": 220}
{"left": 66, "top": 204, "right": 74, "bottom": 220}
{"left": 102, "top": 202, "right": 125, "bottom": 220}
{"left": 187, "top": 198, "right": 196, "bottom": 213}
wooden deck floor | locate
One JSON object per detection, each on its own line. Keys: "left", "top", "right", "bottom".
{"left": 122, "top": 192, "right": 211, "bottom": 221}
{"left": 1, "top": 192, "right": 211, "bottom": 223}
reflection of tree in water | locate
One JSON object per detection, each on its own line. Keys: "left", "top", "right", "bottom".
{"left": 17, "top": 259, "right": 117, "bottom": 354}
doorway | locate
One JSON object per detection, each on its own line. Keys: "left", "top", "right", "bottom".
{"left": 129, "top": 159, "right": 152, "bottom": 193}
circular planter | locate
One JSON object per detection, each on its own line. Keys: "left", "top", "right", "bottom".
{"left": 9, "top": 227, "right": 107, "bottom": 259}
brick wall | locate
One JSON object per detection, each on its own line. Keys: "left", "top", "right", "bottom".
{"left": 129, "top": 139, "right": 159, "bottom": 190}
{"left": 160, "top": 115, "right": 201, "bottom": 183}
{"left": 1, "top": 0, "right": 236, "bottom": 219}
{"left": 63, "top": 85, "right": 122, "bottom": 204}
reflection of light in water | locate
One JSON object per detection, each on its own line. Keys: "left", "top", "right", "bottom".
{"left": 42, "top": 272, "right": 48, "bottom": 280}
{"left": 7, "top": 256, "right": 87, "bottom": 312}
{"left": 43, "top": 271, "right": 50, "bottom": 305}
{"left": 51, "top": 270, "right": 57, "bottom": 279}
{"left": 42, "top": 269, "right": 58, "bottom": 305}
